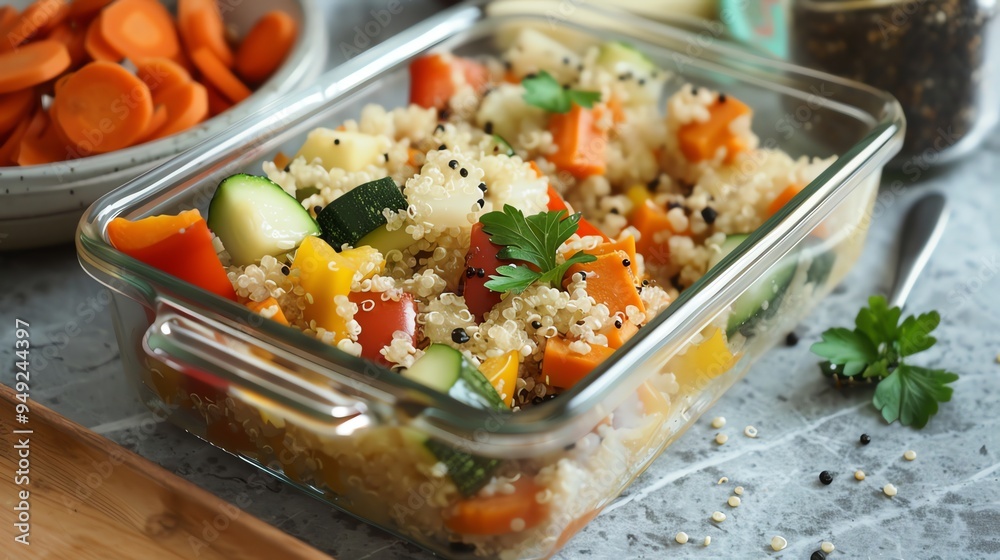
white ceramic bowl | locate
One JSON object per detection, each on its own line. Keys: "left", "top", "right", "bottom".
{"left": 0, "top": 0, "right": 326, "bottom": 250}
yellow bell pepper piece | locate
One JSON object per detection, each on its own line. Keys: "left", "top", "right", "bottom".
{"left": 626, "top": 184, "right": 651, "bottom": 216}
{"left": 479, "top": 351, "right": 520, "bottom": 407}
{"left": 667, "top": 327, "right": 738, "bottom": 387}
{"left": 293, "top": 237, "right": 355, "bottom": 338}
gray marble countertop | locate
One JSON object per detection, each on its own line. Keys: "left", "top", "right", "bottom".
{"left": 3, "top": 3, "right": 1000, "bottom": 559}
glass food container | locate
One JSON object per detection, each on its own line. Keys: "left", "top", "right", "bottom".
{"left": 724, "top": 0, "right": 1000, "bottom": 168}
{"left": 77, "top": 1, "right": 903, "bottom": 558}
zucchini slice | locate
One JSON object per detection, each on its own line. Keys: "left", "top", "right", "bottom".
{"left": 316, "top": 177, "right": 408, "bottom": 249}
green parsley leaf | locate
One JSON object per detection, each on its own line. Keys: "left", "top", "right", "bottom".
{"left": 481, "top": 205, "right": 597, "bottom": 293}
{"left": 897, "top": 311, "right": 940, "bottom": 357}
{"left": 811, "top": 296, "right": 959, "bottom": 428}
{"left": 809, "top": 327, "right": 878, "bottom": 377}
{"left": 872, "top": 364, "right": 958, "bottom": 429}
{"left": 522, "top": 71, "right": 601, "bottom": 113}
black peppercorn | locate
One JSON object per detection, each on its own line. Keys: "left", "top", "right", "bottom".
{"left": 622, "top": 258, "right": 631, "bottom": 268}
{"left": 451, "top": 328, "right": 470, "bottom": 344}
{"left": 819, "top": 471, "right": 834, "bottom": 485}
{"left": 810, "top": 551, "right": 826, "bottom": 560}
{"left": 531, "top": 321, "right": 542, "bottom": 329}
{"left": 460, "top": 168, "right": 469, "bottom": 177}
{"left": 785, "top": 332, "right": 799, "bottom": 346}
{"left": 334, "top": 138, "right": 340, "bottom": 145}
{"left": 860, "top": 434, "right": 871, "bottom": 445}
{"left": 701, "top": 207, "right": 718, "bottom": 224}
{"left": 448, "top": 160, "right": 458, "bottom": 169}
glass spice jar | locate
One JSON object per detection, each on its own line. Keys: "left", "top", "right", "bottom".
{"left": 725, "top": 0, "right": 1000, "bottom": 167}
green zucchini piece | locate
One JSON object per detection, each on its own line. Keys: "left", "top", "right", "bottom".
{"left": 402, "top": 344, "right": 505, "bottom": 410}
{"left": 423, "top": 439, "right": 502, "bottom": 497}
{"left": 490, "top": 134, "right": 516, "bottom": 157}
{"left": 316, "top": 177, "right": 408, "bottom": 249}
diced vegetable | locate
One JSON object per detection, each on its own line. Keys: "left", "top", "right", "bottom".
{"left": 207, "top": 174, "right": 319, "bottom": 266}
{"left": 625, "top": 184, "right": 651, "bottom": 216}
{"left": 565, "top": 252, "right": 645, "bottom": 319}
{"left": 460, "top": 222, "right": 505, "bottom": 321}
{"left": 586, "top": 236, "right": 639, "bottom": 277}
{"left": 708, "top": 234, "right": 796, "bottom": 336}
{"left": 107, "top": 209, "right": 236, "bottom": 301}
{"left": 475, "top": 83, "right": 547, "bottom": 143}
{"left": 666, "top": 327, "right": 738, "bottom": 386}
{"left": 294, "top": 128, "right": 383, "bottom": 172}
{"left": 600, "top": 319, "right": 638, "bottom": 349}
{"left": 316, "top": 177, "right": 408, "bottom": 249}
{"left": 631, "top": 200, "right": 680, "bottom": 267}
{"left": 548, "top": 104, "right": 606, "bottom": 179}
{"left": 235, "top": 10, "right": 297, "bottom": 85}
{"left": 424, "top": 439, "right": 501, "bottom": 497}
{"left": 292, "top": 237, "right": 359, "bottom": 339}
{"left": 409, "top": 53, "right": 488, "bottom": 110}
{"left": 545, "top": 185, "right": 609, "bottom": 241}
{"left": 349, "top": 292, "right": 417, "bottom": 366}
{"left": 402, "top": 344, "right": 506, "bottom": 410}
{"left": 444, "top": 478, "right": 548, "bottom": 535}
{"left": 246, "top": 297, "right": 289, "bottom": 326}
{"left": 546, "top": 185, "right": 568, "bottom": 213}
{"left": 542, "top": 335, "right": 616, "bottom": 389}
{"left": 596, "top": 41, "right": 665, "bottom": 104}
{"left": 356, "top": 223, "right": 415, "bottom": 256}
{"left": 678, "top": 95, "right": 752, "bottom": 163}
{"left": 479, "top": 350, "right": 519, "bottom": 407}
{"left": 767, "top": 183, "right": 804, "bottom": 217}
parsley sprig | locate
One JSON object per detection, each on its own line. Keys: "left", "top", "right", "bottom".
{"left": 522, "top": 71, "right": 601, "bottom": 113}
{"left": 480, "top": 205, "right": 596, "bottom": 294}
{"left": 811, "top": 295, "right": 958, "bottom": 428}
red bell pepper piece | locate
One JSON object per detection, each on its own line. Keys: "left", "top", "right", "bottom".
{"left": 545, "top": 185, "right": 609, "bottom": 241}
{"left": 349, "top": 291, "right": 417, "bottom": 366}
{"left": 409, "top": 53, "right": 489, "bottom": 110}
{"left": 460, "top": 222, "right": 505, "bottom": 322}
{"left": 107, "top": 209, "right": 236, "bottom": 301}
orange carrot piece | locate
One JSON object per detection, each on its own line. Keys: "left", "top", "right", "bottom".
{"left": 107, "top": 208, "right": 202, "bottom": 252}
{"left": 585, "top": 236, "right": 639, "bottom": 278}
{"left": 0, "top": 112, "right": 32, "bottom": 165}
{"left": 16, "top": 107, "right": 68, "bottom": 166}
{"left": 135, "top": 56, "right": 191, "bottom": 95}
{"left": 529, "top": 160, "right": 544, "bottom": 178}
{"left": 145, "top": 80, "right": 207, "bottom": 140}
{"left": 246, "top": 297, "right": 289, "bottom": 326}
{"left": 548, "top": 104, "right": 606, "bottom": 179}
{"left": 235, "top": 10, "right": 296, "bottom": 84}
{"left": 1, "top": 0, "right": 68, "bottom": 51}
{"left": 84, "top": 13, "right": 121, "bottom": 61}
{"left": 542, "top": 335, "right": 616, "bottom": 389}
{"left": 99, "top": 0, "right": 181, "bottom": 62}
{"left": 0, "top": 6, "right": 16, "bottom": 30}
{"left": 177, "top": 0, "right": 233, "bottom": 68}
{"left": 53, "top": 60, "right": 153, "bottom": 153}
{"left": 272, "top": 151, "right": 291, "bottom": 170}
{"left": 203, "top": 81, "right": 231, "bottom": 116}
{"left": 68, "top": 0, "right": 114, "bottom": 21}
{"left": 677, "top": 96, "right": 752, "bottom": 163}
{"left": 190, "top": 46, "right": 250, "bottom": 103}
{"left": 0, "top": 40, "right": 70, "bottom": 94}
{"left": 565, "top": 252, "right": 645, "bottom": 319}
{"left": 405, "top": 147, "right": 419, "bottom": 167}
{"left": 45, "top": 22, "right": 88, "bottom": 67}
{"left": 136, "top": 102, "right": 168, "bottom": 143}
{"left": 767, "top": 183, "right": 803, "bottom": 217}
{"left": 445, "top": 479, "right": 548, "bottom": 535}
{"left": 0, "top": 89, "right": 37, "bottom": 137}
{"left": 600, "top": 320, "right": 638, "bottom": 349}
{"left": 631, "top": 200, "right": 683, "bottom": 267}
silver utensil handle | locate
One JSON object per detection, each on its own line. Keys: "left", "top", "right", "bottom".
{"left": 889, "top": 193, "right": 950, "bottom": 310}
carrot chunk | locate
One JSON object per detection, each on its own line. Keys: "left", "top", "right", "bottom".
{"left": 135, "top": 57, "right": 191, "bottom": 94}
{"left": 16, "top": 107, "right": 69, "bottom": 166}
{"left": 445, "top": 479, "right": 548, "bottom": 535}
{"left": 565, "top": 252, "right": 645, "bottom": 319}
{"left": 99, "top": 0, "right": 181, "bottom": 62}
{"left": 548, "top": 104, "right": 606, "bottom": 179}
{"left": 0, "top": 89, "right": 37, "bottom": 137}
{"left": 190, "top": 46, "right": 250, "bottom": 103}
{"left": 53, "top": 60, "right": 153, "bottom": 153}
{"left": 767, "top": 183, "right": 803, "bottom": 217}
{"left": 542, "top": 335, "right": 616, "bottom": 389}
{"left": 136, "top": 102, "right": 168, "bottom": 143}
{"left": 235, "top": 10, "right": 296, "bottom": 84}
{"left": 84, "top": 13, "right": 122, "bottom": 61}
{"left": 0, "top": 40, "right": 71, "bottom": 94}
{"left": 631, "top": 200, "right": 680, "bottom": 267}
{"left": 145, "top": 80, "right": 207, "bottom": 140}
{"left": 677, "top": 95, "right": 752, "bottom": 163}
{"left": 246, "top": 297, "right": 289, "bottom": 326}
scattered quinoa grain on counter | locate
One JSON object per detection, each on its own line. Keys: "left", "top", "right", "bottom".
{"left": 711, "top": 511, "right": 727, "bottom": 522}
{"left": 821, "top": 541, "right": 835, "bottom": 553}
{"left": 744, "top": 425, "right": 758, "bottom": 438}
{"left": 734, "top": 486, "right": 744, "bottom": 495}
{"left": 883, "top": 483, "right": 898, "bottom": 497}
{"left": 855, "top": 470, "right": 866, "bottom": 481}
{"left": 675, "top": 532, "right": 689, "bottom": 544}
{"left": 718, "top": 477, "right": 729, "bottom": 484}
{"left": 715, "top": 433, "right": 729, "bottom": 445}
{"left": 770, "top": 535, "right": 787, "bottom": 551}
{"left": 727, "top": 496, "right": 741, "bottom": 507}
{"left": 703, "top": 536, "right": 711, "bottom": 547}
{"left": 711, "top": 416, "right": 726, "bottom": 429}
{"left": 904, "top": 449, "right": 917, "bottom": 461}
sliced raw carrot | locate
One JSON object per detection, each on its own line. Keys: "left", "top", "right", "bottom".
{"left": 204, "top": 82, "right": 231, "bottom": 116}
{"left": 178, "top": 0, "right": 233, "bottom": 68}
{"left": 136, "top": 102, "right": 167, "bottom": 143}
{"left": 272, "top": 151, "right": 290, "bottom": 170}
{"left": 53, "top": 60, "right": 153, "bottom": 153}
{"left": 84, "top": 13, "right": 121, "bottom": 61}
{"left": 235, "top": 10, "right": 296, "bottom": 84}
{"left": 190, "top": 46, "right": 250, "bottom": 103}
{"left": 0, "top": 89, "right": 37, "bottom": 137}
{"left": 0, "top": 40, "right": 71, "bottom": 94}
{"left": 548, "top": 104, "right": 606, "bottom": 179}
{"left": 767, "top": 183, "right": 803, "bottom": 217}
{"left": 565, "top": 252, "right": 645, "bottom": 318}
{"left": 542, "top": 335, "right": 616, "bottom": 389}
{"left": 135, "top": 56, "right": 190, "bottom": 95}
{"left": 1, "top": 0, "right": 69, "bottom": 51}
{"left": 246, "top": 297, "right": 289, "bottom": 326}
{"left": 53, "top": 71, "right": 73, "bottom": 94}
{"left": 99, "top": 0, "right": 181, "bottom": 61}
{"left": 45, "top": 22, "right": 88, "bottom": 67}
{"left": 68, "top": 0, "right": 114, "bottom": 21}
{"left": 16, "top": 108, "right": 68, "bottom": 166}
{"left": 145, "top": 80, "right": 207, "bottom": 140}
{"left": 0, "top": 113, "right": 32, "bottom": 165}
{"left": 677, "top": 95, "right": 752, "bottom": 163}
{"left": 445, "top": 478, "right": 548, "bottom": 535}
{"left": 0, "top": 6, "right": 18, "bottom": 30}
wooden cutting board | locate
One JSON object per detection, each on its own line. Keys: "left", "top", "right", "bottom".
{"left": 0, "top": 384, "right": 332, "bottom": 560}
